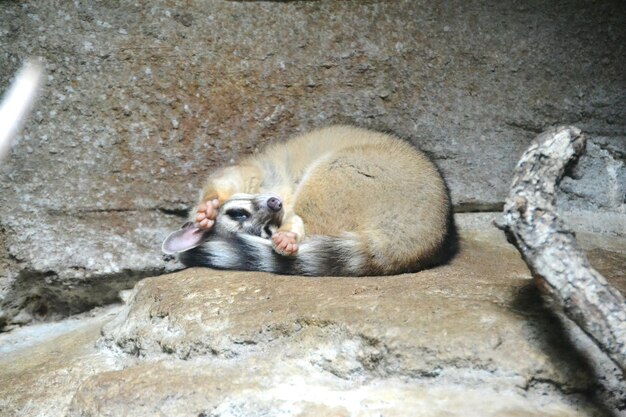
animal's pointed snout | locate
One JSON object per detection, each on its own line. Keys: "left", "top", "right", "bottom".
{"left": 267, "top": 196, "right": 283, "bottom": 212}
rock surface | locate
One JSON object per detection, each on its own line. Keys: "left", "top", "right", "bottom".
{"left": 0, "top": 0, "right": 625, "bottom": 326}
{"left": 1, "top": 227, "right": 625, "bottom": 416}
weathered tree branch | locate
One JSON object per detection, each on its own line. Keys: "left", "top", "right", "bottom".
{"left": 496, "top": 125, "right": 626, "bottom": 373}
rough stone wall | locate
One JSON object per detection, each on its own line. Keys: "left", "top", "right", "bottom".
{"left": 0, "top": 0, "right": 624, "bottom": 326}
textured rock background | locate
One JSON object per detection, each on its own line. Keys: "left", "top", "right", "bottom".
{"left": 0, "top": 1, "right": 624, "bottom": 323}
{"left": 1, "top": 228, "right": 625, "bottom": 416}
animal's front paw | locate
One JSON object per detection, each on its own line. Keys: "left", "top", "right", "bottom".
{"left": 272, "top": 231, "right": 299, "bottom": 256}
{"left": 195, "top": 199, "right": 219, "bottom": 230}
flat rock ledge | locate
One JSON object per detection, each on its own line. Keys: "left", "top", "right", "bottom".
{"left": 1, "top": 227, "right": 625, "bottom": 417}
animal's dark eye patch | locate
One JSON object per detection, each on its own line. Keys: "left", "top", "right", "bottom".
{"left": 225, "top": 208, "right": 250, "bottom": 221}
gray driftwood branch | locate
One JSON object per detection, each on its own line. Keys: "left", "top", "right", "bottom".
{"left": 496, "top": 125, "right": 626, "bottom": 373}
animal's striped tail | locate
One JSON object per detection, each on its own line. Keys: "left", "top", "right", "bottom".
{"left": 178, "top": 233, "right": 368, "bottom": 276}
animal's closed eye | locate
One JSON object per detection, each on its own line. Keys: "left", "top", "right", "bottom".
{"left": 225, "top": 208, "right": 250, "bottom": 221}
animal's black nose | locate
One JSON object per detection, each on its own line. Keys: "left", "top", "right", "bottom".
{"left": 267, "top": 197, "right": 283, "bottom": 212}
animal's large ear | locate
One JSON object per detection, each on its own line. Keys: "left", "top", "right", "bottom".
{"left": 162, "top": 222, "right": 209, "bottom": 254}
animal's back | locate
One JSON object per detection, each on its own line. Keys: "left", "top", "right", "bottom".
{"left": 287, "top": 127, "right": 450, "bottom": 274}
{"left": 249, "top": 126, "right": 395, "bottom": 192}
